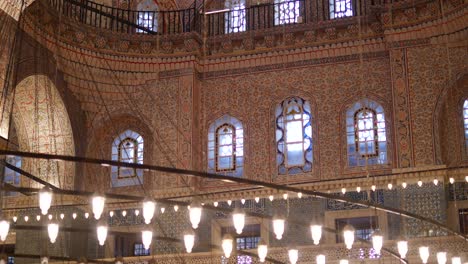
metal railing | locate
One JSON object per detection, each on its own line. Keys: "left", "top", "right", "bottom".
{"left": 44, "top": 0, "right": 406, "bottom": 36}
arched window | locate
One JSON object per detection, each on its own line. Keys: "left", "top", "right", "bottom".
{"left": 329, "top": 0, "right": 353, "bottom": 19}
{"left": 346, "top": 99, "right": 387, "bottom": 167}
{"left": 276, "top": 97, "right": 312, "bottom": 175}
{"left": 137, "top": 0, "right": 158, "bottom": 33}
{"left": 464, "top": 99, "right": 468, "bottom": 153}
{"left": 111, "top": 130, "right": 144, "bottom": 187}
{"left": 208, "top": 115, "right": 244, "bottom": 177}
{"left": 274, "top": 0, "right": 302, "bottom": 25}
{"left": 225, "top": 0, "right": 246, "bottom": 33}
{"left": 3, "top": 155, "right": 21, "bottom": 196}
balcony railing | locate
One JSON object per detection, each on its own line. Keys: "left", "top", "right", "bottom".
{"left": 44, "top": 0, "right": 408, "bottom": 36}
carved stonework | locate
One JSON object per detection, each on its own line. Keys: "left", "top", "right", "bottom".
{"left": 283, "top": 32, "right": 295, "bottom": 45}
{"left": 161, "top": 40, "right": 173, "bottom": 54}
{"left": 117, "top": 40, "right": 130, "bottom": 52}
{"left": 381, "top": 12, "right": 392, "bottom": 26}
{"left": 370, "top": 22, "right": 383, "bottom": 34}
{"left": 404, "top": 8, "right": 417, "bottom": 21}
{"left": 184, "top": 39, "right": 199, "bottom": 52}
{"left": 390, "top": 49, "right": 414, "bottom": 168}
{"left": 221, "top": 40, "right": 233, "bottom": 53}
{"left": 94, "top": 36, "right": 107, "bottom": 49}
{"left": 140, "top": 41, "right": 152, "bottom": 53}
{"left": 74, "top": 31, "right": 85, "bottom": 44}
{"left": 304, "top": 30, "right": 316, "bottom": 42}
{"left": 264, "top": 35, "right": 275, "bottom": 48}
{"left": 325, "top": 27, "right": 337, "bottom": 40}
{"left": 242, "top": 38, "right": 254, "bottom": 51}
{"left": 347, "top": 24, "right": 358, "bottom": 36}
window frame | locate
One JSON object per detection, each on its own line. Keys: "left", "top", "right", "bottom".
{"left": 463, "top": 99, "right": 468, "bottom": 157}
{"left": 133, "top": 242, "right": 151, "bottom": 256}
{"left": 136, "top": 0, "right": 159, "bottom": 33}
{"left": 111, "top": 130, "right": 144, "bottom": 187}
{"left": 215, "top": 123, "right": 237, "bottom": 172}
{"left": 329, "top": 0, "right": 354, "bottom": 19}
{"left": 274, "top": 0, "right": 303, "bottom": 26}
{"left": 224, "top": 0, "right": 247, "bottom": 34}
{"left": 354, "top": 107, "right": 379, "bottom": 158}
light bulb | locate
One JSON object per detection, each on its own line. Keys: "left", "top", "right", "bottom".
{"left": 341, "top": 188, "right": 346, "bottom": 194}
{"left": 310, "top": 224, "right": 322, "bottom": 245}
{"left": 340, "top": 260, "right": 349, "bottom": 264}
{"left": 221, "top": 235, "right": 233, "bottom": 258}
{"left": 189, "top": 201, "right": 202, "bottom": 229}
{"left": 255, "top": 197, "right": 260, "bottom": 203}
{"left": 419, "top": 246, "right": 429, "bottom": 264}
{"left": 241, "top": 199, "right": 245, "bottom": 204}
{"left": 227, "top": 200, "right": 232, "bottom": 206}
{"left": 449, "top": 177, "right": 455, "bottom": 184}
{"left": 371, "top": 185, "right": 376, "bottom": 191}
{"left": 36, "top": 215, "right": 41, "bottom": 221}
{"left": 12, "top": 216, "right": 17, "bottom": 223}
{"left": 397, "top": 240, "right": 408, "bottom": 258}
{"left": 48, "top": 214, "right": 53, "bottom": 220}
{"left": 84, "top": 213, "right": 89, "bottom": 219}
{"left": 213, "top": 202, "right": 218, "bottom": 207}
{"left": 160, "top": 207, "right": 165, "bottom": 214}
{"left": 96, "top": 225, "right": 108, "bottom": 246}
{"left": 356, "top": 186, "right": 361, "bottom": 193}
{"left": 437, "top": 252, "right": 447, "bottom": 264}
{"left": 142, "top": 199, "right": 156, "bottom": 224}
{"left": 257, "top": 240, "right": 268, "bottom": 262}
{"left": 122, "top": 210, "right": 127, "bottom": 217}
{"left": 39, "top": 187, "right": 53, "bottom": 215}
{"left": 0, "top": 219, "right": 10, "bottom": 241}
{"left": 372, "top": 231, "right": 383, "bottom": 254}
{"left": 316, "top": 254, "right": 325, "bottom": 264}
{"left": 451, "top": 257, "right": 461, "bottom": 264}
{"left": 402, "top": 182, "right": 407, "bottom": 189}
{"left": 418, "top": 180, "right": 423, "bottom": 187}
{"left": 433, "top": 178, "right": 439, "bottom": 186}
{"left": 465, "top": 175, "right": 468, "bottom": 182}
{"left": 269, "top": 195, "right": 274, "bottom": 201}
{"left": 297, "top": 192, "right": 302, "bottom": 198}
{"left": 343, "top": 225, "right": 355, "bottom": 249}
{"left": 142, "top": 230, "right": 153, "bottom": 250}
{"left": 232, "top": 209, "right": 245, "bottom": 234}
{"left": 283, "top": 193, "right": 288, "bottom": 200}
{"left": 41, "top": 257, "right": 48, "bottom": 264}
{"left": 288, "top": 249, "right": 299, "bottom": 264}
{"left": 183, "top": 230, "right": 195, "bottom": 253}
{"left": 272, "top": 217, "right": 285, "bottom": 240}
{"left": 47, "top": 222, "right": 59, "bottom": 243}
{"left": 388, "top": 183, "right": 393, "bottom": 190}
{"left": 24, "top": 216, "right": 29, "bottom": 222}
{"left": 60, "top": 213, "right": 64, "bottom": 220}
{"left": 72, "top": 213, "right": 77, "bottom": 219}
{"left": 135, "top": 209, "right": 140, "bottom": 216}
{"left": 92, "top": 195, "right": 105, "bottom": 220}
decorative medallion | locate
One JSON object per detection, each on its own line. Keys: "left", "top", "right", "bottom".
{"left": 95, "top": 36, "right": 107, "bottom": 49}
{"left": 140, "top": 41, "right": 152, "bottom": 53}
{"left": 264, "top": 35, "right": 275, "bottom": 48}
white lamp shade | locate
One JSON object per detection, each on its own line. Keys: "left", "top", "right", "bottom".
{"left": 142, "top": 199, "right": 156, "bottom": 224}
{"left": 288, "top": 249, "right": 299, "bottom": 264}
{"left": 184, "top": 233, "right": 195, "bottom": 253}
{"left": 343, "top": 225, "right": 355, "bottom": 249}
{"left": 451, "top": 257, "right": 461, "bottom": 264}
{"left": 41, "top": 257, "right": 48, "bottom": 264}
{"left": 189, "top": 203, "right": 202, "bottom": 229}
{"left": 0, "top": 220, "right": 10, "bottom": 242}
{"left": 97, "top": 225, "right": 108, "bottom": 246}
{"left": 419, "top": 246, "right": 430, "bottom": 264}
{"left": 340, "top": 259, "right": 349, "bottom": 264}
{"left": 437, "top": 252, "right": 447, "bottom": 264}
{"left": 142, "top": 230, "right": 153, "bottom": 250}
{"left": 47, "top": 223, "right": 59, "bottom": 243}
{"left": 221, "top": 235, "right": 233, "bottom": 258}
{"left": 310, "top": 224, "right": 322, "bottom": 245}
{"left": 257, "top": 243, "right": 268, "bottom": 262}
{"left": 397, "top": 240, "right": 408, "bottom": 259}
{"left": 39, "top": 187, "right": 53, "bottom": 215}
{"left": 255, "top": 197, "right": 260, "bottom": 203}
{"left": 92, "top": 195, "right": 105, "bottom": 220}
{"left": 316, "top": 255, "right": 325, "bottom": 264}
{"left": 272, "top": 218, "right": 285, "bottom": 240}
{"left": 372, "top": 231, "right": 383, "bottom": 254}
{"left": 232, "top": 210, "right": 245, "bottom": 235}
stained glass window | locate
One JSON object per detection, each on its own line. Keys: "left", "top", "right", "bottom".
{"left": 276, "top": 97, "right": 313, "bottom": 175}
{"left": 346, "top": 99, "right": 387, "bottom": 167}
{"left": 3, "top": 155, "right": 21, "bottom": 196}
{"left": 111, "top": 130, "right": 143, "bottom": 187}
{"left": 274, "top": 0, "right": 302, "bottom": 25}
{"left": 225, "top": 0, "right": 246, "bottom": 33}
{"left": 208, "top": 115, "right": 244, "bottom": 177}
{"left": 464, "top": 100, "right": 468, "bottom": 154}
{"left": 137, "top": 0, "right": 158, "bottom": 33}
{"left": 134, "top": 243, "right": 150, "bottom": 256}
{"left": 330, "top": 0, "right": 353, "bottom": 19}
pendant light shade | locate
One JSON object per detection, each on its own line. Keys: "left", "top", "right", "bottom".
{"left": 232, "top": 209, "right": 245, "bottom": 235}
{"left": 288, "top": 249, "right": 298, "bottom": 264}
{"left": 343, "top": 224, "right": 355, "bottom": 249}
{"left": 419, "top": 246, "right": 430, "bottom": 264}
{"left": 142, "top": 230, "right": 153, "bottom": 250}
{"left": 92, "top": 195, "right": 105, "bottom": 220}
{"left": 0, "top": 219, "right": 10, "bottom": 242}
{"left": 142, "top": 199, "right": 156, "bottom": 224}
{"left": 255, "top": 197, "right": 260, "bottom": 203}
{"left": 272, "top": 217, "right": 285, "bottom": 240}
{"left": 39, "top": 187, "right": 53, "bottom": 215}
{"left": 257, "top": 240, "right": 268, "bottom": 263}
{"left": 451, "top": 257, "right": 461, "bottom": 264}
{"left": 402, "top": 182, "right": 407, "bottom": 188}
{"left": 339, "top": 260, "right": 349, "bottom": 264}
{"left": 397, "top": 240, "right": 408, "bottom": 259}
{"left": 310, "top": 224, "right": 322, "bottom": 245}
{"left": 449, "top": 177, "right": 455, "bottom": 184}
{"left": 316, "top": 254, "right": 325, "bottom": 264}
{"left": 221, "top": 234, "right": 233, "bottom": 258}
{"left": 47, "top": 222, "right": 59, "bottom": 243}
{"left": 189, "top": 201, "right": 202, "bottom": 229}
{"left": 41, "top": 257, "right": 49, "bottom": 264}
{"left": 96, "top": 225, "right": 108, "bottom": 246}
{"left": 372, "top": 230, "right": 383, "bottom": 254}
{"left": 437, "top": 252, "right": 447, "bottom": 264}
{"left": 183, "top": 230, "right": 195, "bottom": 253}
{"left": 418, "top": 180, "right": 423, "bottom": 187}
